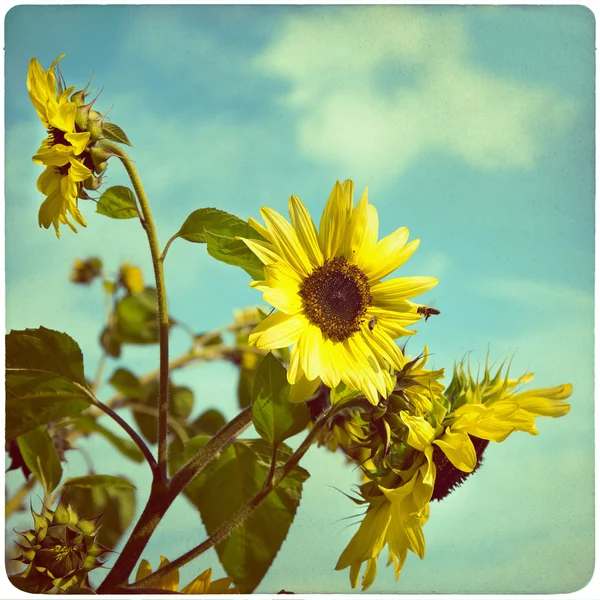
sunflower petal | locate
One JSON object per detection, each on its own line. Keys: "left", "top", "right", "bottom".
{"left": 371, "top": 276, "right": 438, "bottom": 305}
{"left": 289, "top": 195, "right": 323, "bottom": 268}
{"left": 248, "top": 311, "right": 305, "bottom": 350}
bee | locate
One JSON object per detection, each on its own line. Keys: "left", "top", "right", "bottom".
{"left": 417, "top": 306, "right": 440, "bottom": 321}
{"left": 368, "top": 316, "right": 378, "bottom": 331}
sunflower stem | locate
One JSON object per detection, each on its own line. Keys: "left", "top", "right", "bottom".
{"left": 127, "top": 403, "right": 339, "bottom": 590}
{"left": 113, "top": 147, "right": 171, "bottom": 483}
{"left": 96, "top": 406, "right": 253, "bottom": 592}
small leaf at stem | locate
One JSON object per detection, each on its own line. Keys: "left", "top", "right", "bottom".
{"left": 252, "top": 353, "right": 310, "bottom": 446}
{"left": 102, "top": 122, "right": 133, "bottom": 146}
{"left": 176, "top": 208, "right": 265, "bottom": 280}
{"left": 16, "top": 426, "right": 63, "bottom": 494}
{"left": 97, "top": 186, "right": 138, "bottom": 219}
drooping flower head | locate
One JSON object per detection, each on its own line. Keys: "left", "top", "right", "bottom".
{"left": 328, "top": 350, "right": 573, "bottom": 590}
{"left": 27, "top": 55, "right": 119, "bottom": 237}
{"left": 241, "top": 181, "right": 438, "bottom": 405}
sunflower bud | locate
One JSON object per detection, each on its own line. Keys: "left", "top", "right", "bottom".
{"left": 119, "top": 262, "right": 144, "bottom": 294}
{"left": 10, "top": 499, "right": 110, "bottom": 593}
{"left": 86, "top": 110, "right": 104, "bottom": 140}
{"left": 83, "top": 174, "right": 103, "bottom": 191}
{"left": 70, "top": 257, "right": 103, "bottom": 285}
{"left": 89, "top": 145, "right": 113, "bottom": 172}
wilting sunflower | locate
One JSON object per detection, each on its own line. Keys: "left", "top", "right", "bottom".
{"left": 241, "top": 180, "right": 437, "bottom": 405}
{"left": 330, "top": 351, "right": 573, "bottom": 590}
{"left": 27, "top": 55, "right": 96, "bottom": 237}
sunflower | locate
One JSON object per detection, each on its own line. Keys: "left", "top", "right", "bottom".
{"left": 27, "top": 55, "right": 96, "bottom": 237}
{"left": 135, "top": 557, "right": 237, "bottom": 594}
{"left": 241, "top": 180, "right": 438, "bottom": 405}
{"left": 332, "top": 352, "right": 573, "bottom": 589}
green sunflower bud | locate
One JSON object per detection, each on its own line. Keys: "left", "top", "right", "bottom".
{"left": 10, "top": 498, "right": 110, "bottom": 594}
{"left": 75, "top": 102, "right": 92, "bottom": 130}
{"left": 87, "top": 117, "right": 104, "bottom": 141}
{"left": 83, "top": 174, "right": 103, "bottom": 191}
{"left": 89, "top": 146, "right": 113, "bottom": 172}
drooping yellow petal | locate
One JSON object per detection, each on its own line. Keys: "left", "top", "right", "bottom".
{"left": 68, "top": 158, "right": 93, "bottom": 183}
{"left": 298, "top": 324, "right": 324, "bottom": 382}
{"left": 433, "top": 428, "right": 477, "bottom": 472}
{"left": 48, "top": 101, "right": 76, "bottom": 132}
{"left": 288, "top": 373, "right": 321, "bottom": 403}
{"left": 64, "top": 131, "right": 91, "bottom": 155}
{"left": 399, "top": 412, "right": 435, "bottom": 451}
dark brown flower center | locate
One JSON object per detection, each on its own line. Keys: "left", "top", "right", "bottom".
{"left": 299, "top": 257, "right": 371, "bottom": 341}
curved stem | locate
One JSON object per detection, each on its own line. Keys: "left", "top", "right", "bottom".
{"left": 128, "top": 403, "right": 189, "bottom": 444}
{"left": 160, "top": 232, "right": 180, "bottom": 262}
{"left": 116, "top": 149, "right": 171, "bottom": 482}
{"left": 75, "top": 383, "right": 157, "bottom": 473}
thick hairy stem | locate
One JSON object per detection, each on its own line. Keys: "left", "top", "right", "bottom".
{"left": 96, "top": 480, "right": 174, "bottom": 593}
{"left": 115, "top": 146, "right": 171, "bottom": 482}
{"left": 96, "top": 407, "right": 253, "bottom": 592}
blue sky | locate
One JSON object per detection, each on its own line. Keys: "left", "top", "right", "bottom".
{"left": 4, "top": 4, "right": 595, "bottom": 595}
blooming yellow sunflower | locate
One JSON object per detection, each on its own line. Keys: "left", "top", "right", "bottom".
{"left": 241, "top": 180, "right": 438, "bottom": 405}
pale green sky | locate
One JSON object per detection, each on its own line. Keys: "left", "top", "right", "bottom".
{"left": 4, "top": 4, "right": 595, "bottom": 595}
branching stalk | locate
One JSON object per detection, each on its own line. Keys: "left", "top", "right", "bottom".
{"left": 128, "top": 404, "right": 337, "bottom": 589}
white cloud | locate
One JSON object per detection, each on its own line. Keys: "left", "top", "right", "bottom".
{"left": 256, "top": 6, "right": 576, "bottom": 180}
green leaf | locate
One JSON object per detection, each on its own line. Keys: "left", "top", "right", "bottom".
{"left": 5, "top": 328, "right": 91, "bottom": 440}
{"left": 191, "top": 409, "right": 227, "bottom": 435}
{"left": 109, "top": 368, "right": 144, "bottom": 398}
{"left": 172, "top": 436, "right": 309, "bottom": 593}
{"left": 62, "top": 475, "right": 136, "bottom": 549}
{"left": 100, "top": 326, "right": 121, "bottom": 358}
{"left": 73, "top": 416, "right": 144, "bottom": 463}
{"left": 114, "top": 288, "right": 161, "bottom": 344}
{"left": 205, "top": 231, "right": 265, "bottom": 281}
{"left": 16, "top": 427, "right": 62, "bottom": 494}
{"left": 102, "top": 122, "right": 132, "bottom": 146}
{"left": 170, "top": 385, "right": 194, "bottom": 420}
{"left": 96, "top": 186, "right": 138, "bottom": 219}
{"left": 178, "top": 208, "right": 258, "bottom": 243}
{"left": 252, "top": 354, "right": 310, "bottom": 446}
{"left": 6, "top": 327, "right": 86, "bottom": 384}
{"left": 176, "top": 208, "right": 265, "bottom": 280}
